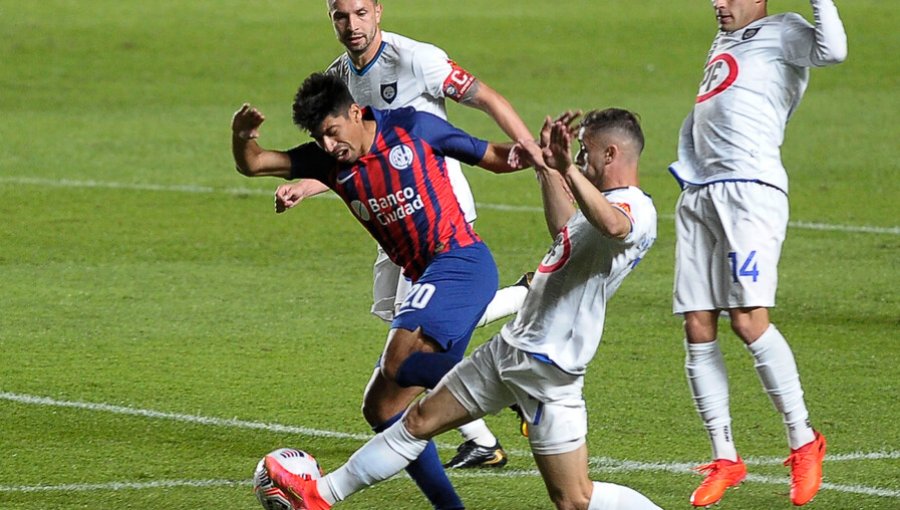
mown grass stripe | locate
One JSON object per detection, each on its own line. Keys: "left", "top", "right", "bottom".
{"left": 3, "top": 391, "right": 897, "bottom": 498}
{"left": 2, "top": 176, "right": 897, "bottom": 235}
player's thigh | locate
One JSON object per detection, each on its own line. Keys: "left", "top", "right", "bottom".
{"left": 674, "top": 182, "right": 788, "bottom": 311}
{"left": 391, "top": 242, "right": 498, "bottom": 357}
{"left": 441, "top": 336, "right": 517, "bottom": 419}
{"left": 379, "top": 326, "right": 441, "bottom": 378}
{"left": 361, "top": 368, "right": 424, "bottom": 425}
{"left": 673, "top": 186, "right": 720, "bottom": 313}
{"left": 533, "top": 444, "right": 593, "bottom": 509}
{"left": 403, "top": 384, "right": 475, "bottom": 440}
{"left": 713, "top": 182, "right": 788, "bottom": 308}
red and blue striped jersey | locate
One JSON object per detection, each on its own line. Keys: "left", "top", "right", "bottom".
{"left": 287, "top": 107, "right": 488, "bottom": 280}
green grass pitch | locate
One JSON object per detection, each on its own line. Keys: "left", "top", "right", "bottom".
{"left": 1, "top": 1, "right": 897, "bottom": 508}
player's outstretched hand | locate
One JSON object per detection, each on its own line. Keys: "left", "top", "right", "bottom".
{"left": 508, "top": 140, "right": 543, "bottom": 169}
{"left": 274, "top": 181, "right": 320, "bottom": 213}
{"left": 232, "top": 103, "right": 265, "bottom": 141}
{"left": 540, "top": 110, "right": 581, "bottom": 172}
{"left": 547, "top": 121, "right": 576, "bottom": 173}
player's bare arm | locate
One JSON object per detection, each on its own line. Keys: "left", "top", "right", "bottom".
{"left": 477, "top": 142, "right": 527, "bottom": 173}
{"left": 231, "top": 103, "right": 293, "bottom": 178}
{"left": 274, "top": 180, "right": 327, "bottom": 214}
{"left": 458, "top": 79, "right": 545, "bottom": 171}
{"left": 548, "top": 122, "right": 631, "bottom": 240}
{"left": 537, "top": 118, "right": 579, "bottom": 236}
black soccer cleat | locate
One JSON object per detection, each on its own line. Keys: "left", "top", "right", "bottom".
{"left": 509, "top": 404, "right": 529, "bottom": 437}
{"left": 514, "top": 272, "right": 534, "bottom": 289}
{"left": 443, "top": 440, "right": 508, "bottom": 469}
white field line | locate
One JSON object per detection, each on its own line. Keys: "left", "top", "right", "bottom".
{"left": 2, "top": 391, "right": 898, "bottom": 498}
{"left": 2, "top": 176, "right": 898, "bottom": 235}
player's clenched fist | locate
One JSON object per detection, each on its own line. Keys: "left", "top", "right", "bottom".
{"left": 232, "top": 103, "right": 266, "bottom": 141}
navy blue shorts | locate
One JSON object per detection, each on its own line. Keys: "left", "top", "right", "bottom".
{"left": 392, "top": 241, "right": 498, "bottom": 359}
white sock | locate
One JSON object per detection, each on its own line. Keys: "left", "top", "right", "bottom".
{"left": 685, "top": 340, "right": 738, "bottom": 461}
{"left": 746, "top": 324, "right": 816, "bottom": 449}
{"left": 476, "top": 284, "right": 528, "bottom": 327}
{"left": 589, "top": 481, "right": 662, "bottom": 510}
{"left": 320, "top": 420, "right": 428, "bottom": 504}
{"left": 457, "top": 418, "right": 497, "bottom": 447}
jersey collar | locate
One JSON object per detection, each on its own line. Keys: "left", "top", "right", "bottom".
{"left": 350, "top": 41, "right": 387, "bottom": 77}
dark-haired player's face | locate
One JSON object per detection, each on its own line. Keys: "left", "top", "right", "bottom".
{"left": 313, "top": 107, "right": 366, "bottom": 164}
{"left": 328, "top": 0, "right": 382, "bottom": 58}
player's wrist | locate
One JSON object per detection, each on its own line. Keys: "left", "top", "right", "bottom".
{"left": 233, "top": 130, "right": 258, "bottom": 141}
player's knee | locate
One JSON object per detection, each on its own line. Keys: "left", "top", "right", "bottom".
{"left": 684, "top": 312, "right": 717, "bottom": 342}
{"left": 549, "top": 491, "right": 591, "bottom": 510}
{"left": 728, "top": 310, "right": 769, "bottom": 344}
{"left": 401, "top": 401, "right": 430, "bottom": 440}
{"left": 360, "top": 397, "right": 382, "bottom": 426}
{"left": 361, "top": 391, "right": 394, "bottom": 426}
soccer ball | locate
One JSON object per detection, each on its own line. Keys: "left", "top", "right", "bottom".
{"left": 253, "top": 448, "right": 324, "bottom": 510}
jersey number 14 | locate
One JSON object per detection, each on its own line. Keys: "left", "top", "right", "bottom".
{"left": 728, "top": 250, "right": 759, "bottom": 282}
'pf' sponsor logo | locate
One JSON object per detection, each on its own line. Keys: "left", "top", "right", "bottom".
{"left": 538, "top": 226, "right": 571, "bottom": 273}
{"left": 696, "top": 53, "right": 738, "bottom": 103}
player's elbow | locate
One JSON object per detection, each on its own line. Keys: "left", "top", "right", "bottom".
{"left": 235, "top": 163, "right": 254, "bottom": 177}
{"left": 813, "top": 40, "right": 848, "bottom": 66}
{"left": 235, "top": 161, "right": 270, "bottom": 178}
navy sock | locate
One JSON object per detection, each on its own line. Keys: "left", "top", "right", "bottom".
{"left": 374, "top": 413, "right": 464, "bottom": 510}
{"left": 395, "top": 351, "right": 461, "bottom": 389}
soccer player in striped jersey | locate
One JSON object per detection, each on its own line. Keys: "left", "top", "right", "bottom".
{"left": 261, "top": 108, "right": 662, "bottom": 510}
{"left": 669, "top": 0, "right": 847, "bottom": 506}
{"left": 259, "top": 0, "right": 540, "bottom": 474}
{"left": 232, "top": 72, "right": 529, "bottom": 510}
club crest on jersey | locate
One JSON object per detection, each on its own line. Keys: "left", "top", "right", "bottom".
{"left": 380, "top": 82, "right": 398, "bottom": 104}
{"left": 696, "top": 53, "right": 738, "bottom": 103}
{"left": 742, "top": 27, "right": 760, "bottom": 40}
{"left": 389, "top": 144, "right": 415, "bottom": 170}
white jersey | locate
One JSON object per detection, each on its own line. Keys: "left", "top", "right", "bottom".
{"left": 670, "top": 1, "right": 847, "bottom": 193}
{"left": 326, "top": 32, "right": 477, "bottom": 221}
{"left": 501, "top": 187, "right": 657, "bottom": 375}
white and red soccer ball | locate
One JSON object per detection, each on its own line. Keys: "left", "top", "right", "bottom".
{"left": 253, "top": 448, "right": 323, "bottom": 510}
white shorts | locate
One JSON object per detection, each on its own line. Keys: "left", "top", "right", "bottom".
{"left": 673, "top": 181, "right": 788, "bottom": 313}
{"left": 441, "top": 335, "right": 588, "bottom": 455}
{"left": 371, "top": 245, "right": 411, "bottom": 323}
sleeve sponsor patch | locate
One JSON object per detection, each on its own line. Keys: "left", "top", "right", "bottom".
{"left": 610, "top": 202, "right": 635, "bottom": 223}
{"left": 442, "top": 60, "right": 476, "bottom": 101}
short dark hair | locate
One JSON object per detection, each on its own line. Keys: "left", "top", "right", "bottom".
{"left": 580, "top": 108, "right": 645, "bottom": 155}
{"left": 292, "top": 73, "right": 356, "bottom": 133}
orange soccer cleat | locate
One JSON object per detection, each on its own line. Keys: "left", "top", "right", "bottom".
{"left": 690, "top": 457, "right": 747, "bottom": 507}
{"left": 264, "top": 455, "right": 332, "bottom": 510}
{"left": 784, "top": 431, "right": 827, "bottom": 506}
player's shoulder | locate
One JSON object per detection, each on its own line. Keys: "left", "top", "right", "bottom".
{"left": 381, "top": 31, "right": 448, "bottom": 61}
{"left": 608, "top": 187, "right": 657, "bottom": 224}
{"left": 768, "top": 12, "right": 812, "bottom": 31}
{"left": 382, "top": 106, "right": 445, "bottom": 128}
{"left": 324, "top": 54, "right": 349, "bottom": 77}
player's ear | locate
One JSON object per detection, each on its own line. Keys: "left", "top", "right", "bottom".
{"left": 348, "top": 103, "right": 361, "bottom": 122}
{"left": 374, "top": 1, "right": 383, "bottom": 24}
{"left": 605, "top": 145, "right": 617, "bottom": 164}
